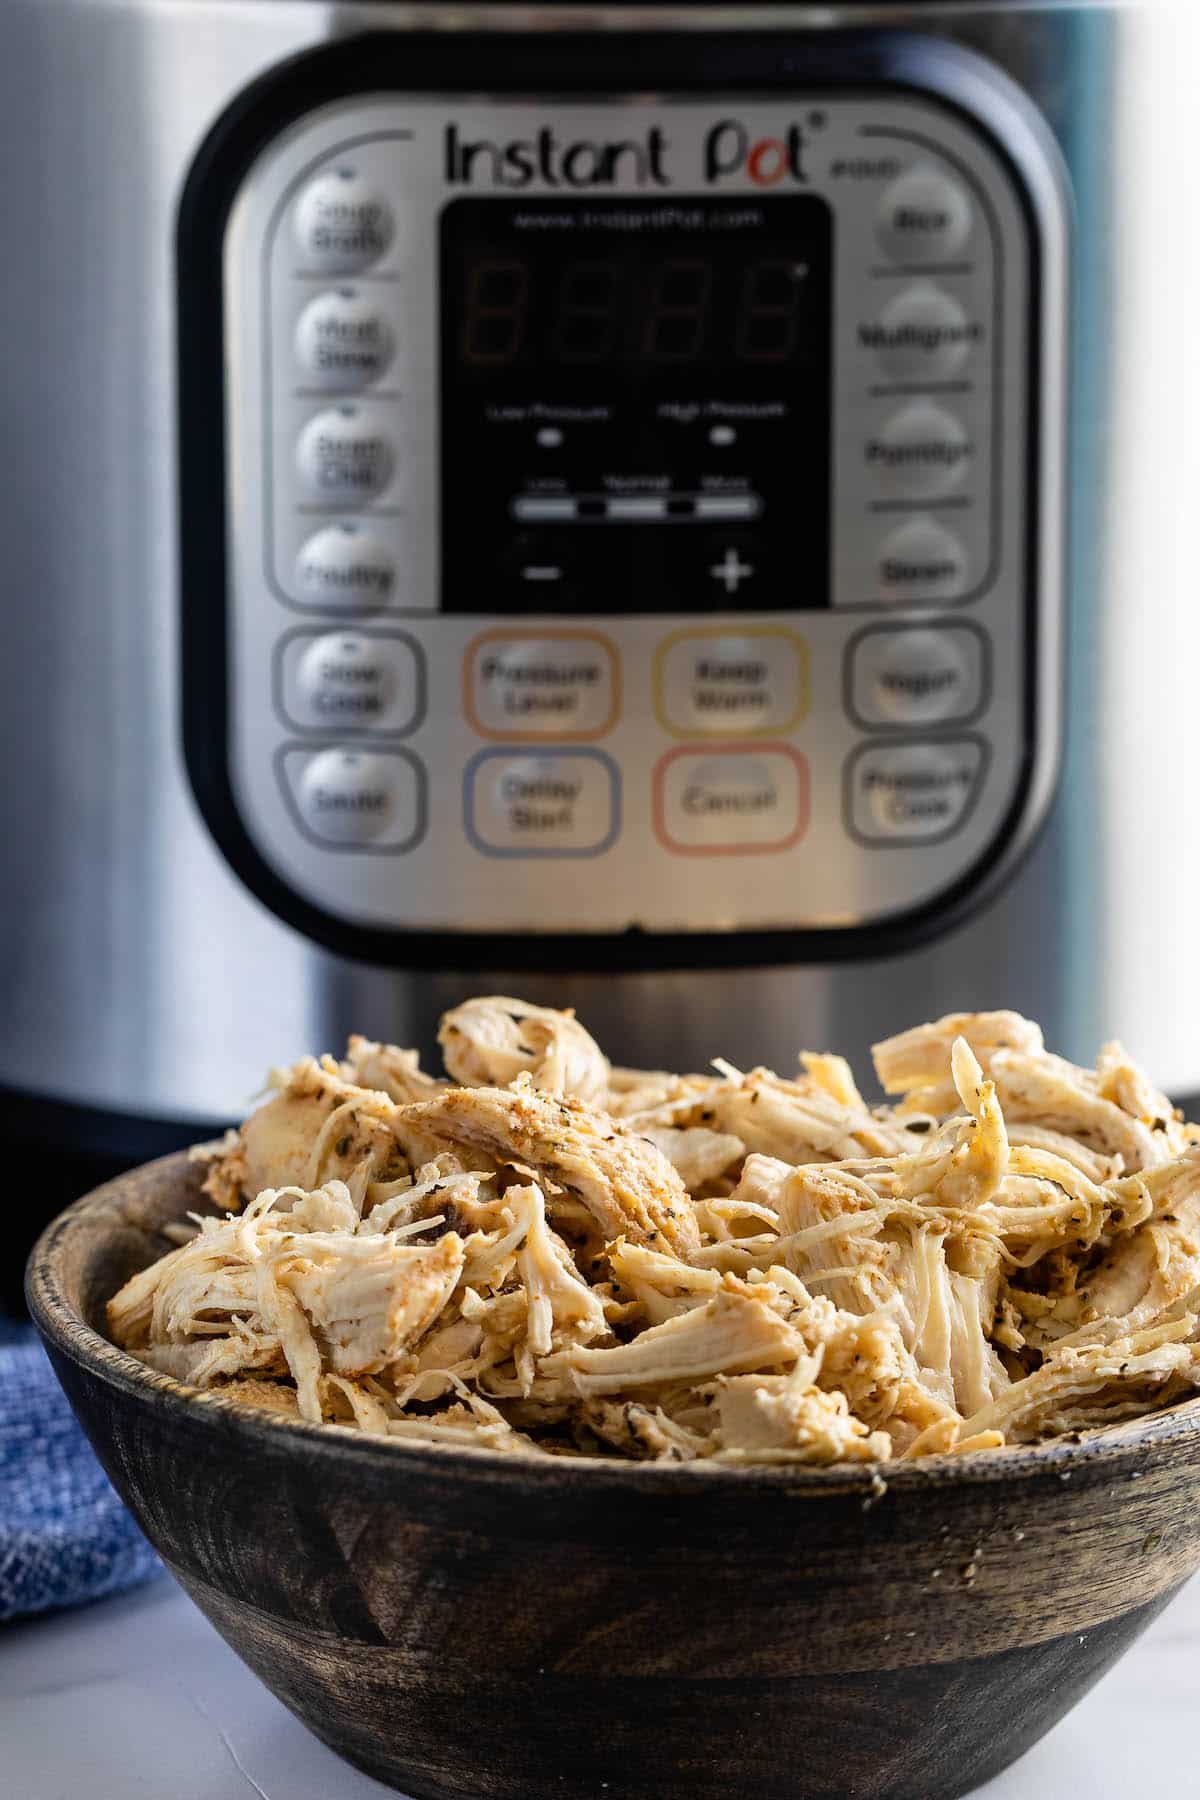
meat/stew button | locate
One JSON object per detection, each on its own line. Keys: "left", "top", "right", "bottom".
{"left": 845, "top": 738, "right": 987, "bottom": 845}
{"left": 654, "top": 746, "right": 809, "bottom": 855}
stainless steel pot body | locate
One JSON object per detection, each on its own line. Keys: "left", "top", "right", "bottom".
{"left": 0, "top": 1, "right": 1191, "bottom": 1147}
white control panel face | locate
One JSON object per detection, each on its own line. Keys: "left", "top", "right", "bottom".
{"left": 216, "top": 85, "right": 1056, "bottom": 939}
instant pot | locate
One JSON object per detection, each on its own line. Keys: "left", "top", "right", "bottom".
{"left": 0, "top": 1, "right": 1191, "bottom": 1225}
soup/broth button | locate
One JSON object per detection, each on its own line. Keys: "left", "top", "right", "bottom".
{"left": 293, "top": 169, "right": 393, "bottom": 272}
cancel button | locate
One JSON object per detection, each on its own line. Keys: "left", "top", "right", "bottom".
{"left": 655, "top": 747, "right": 809, "bottom": 854}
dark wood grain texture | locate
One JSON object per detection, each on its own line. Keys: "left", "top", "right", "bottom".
{"left": 25, "top": 1152, "right": 1200, "bottom": 1800}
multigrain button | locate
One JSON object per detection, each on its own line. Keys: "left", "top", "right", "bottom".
{"left": 282, "top": 746, "right": 424, "bottom": 850}
{"left": 467, "top": 633, "right": 618, "bottom": 739}
{"left": 293, "top": 169, "right": 393, "bottom": 272}
{"left": 867, "top": 401, "right": 971, "bottom": 499}
{"left": 867, "top": 284, "right": 978, "bottom": 381}
{"left": 846, "top": 739, "right": 985, "bottom": 844}
{"left": 465, "top": 750, "right": 619, "bottom": 856}
{"left": 877, "top": 516, "right": 969, "bottom": 603}
{"left": 296, "top": 407, "right": 394, "bottom": 502}
{"left": 848, "top": 626, "right": 986, "bottom": 729}
{"left": 295, "top": 290, "right": 394, "bottom": 388}
{"left": 294, "top": 523, "right": 396, "bottom": 606}
{"left": 655, "top": 630, "right": 807, "bottom": 736}
{"left": 877, "top": 165, "right": 972, "bottom": 263}
{"left": 654, "top": 746, "right": 809, "bottom": 854}
{"left": 278, "top": 631, "right": 422, "bottom": 734}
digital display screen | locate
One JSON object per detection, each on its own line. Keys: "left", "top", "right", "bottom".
{"left": 440, "top": 195, "right": 832, "bottom": 614}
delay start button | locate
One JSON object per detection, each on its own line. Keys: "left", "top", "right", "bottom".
{"left": 279, "top": 745, "right": 425, "bottom": 851}
{"left": 466, "top": 632, "right": 618, "bottom": 740}
{"left": 654, "top": 746, "right": 809, "bottom": 854}
{"left": 465, "top": 749, "right": 619, "bottom": 857}
{"left": 846, "top": 739, "right": 987, "bottom": 845}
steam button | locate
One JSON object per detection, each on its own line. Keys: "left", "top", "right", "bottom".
{"left": 293, "top": 169, "right": 393, "bottom": 272}
{"left": 295, "top": 290, "right": 394, "bottom": 388}
{"left": 877, "top": 517, "right": 969, "bottom": 603}
{"left": 877, "top": 165, "right": 972, "bottom": 263}
{"left": 283, "top": 746, "right": 424, "bottom": 850}
{"left": 296, "top": 407, "right": 394, "bottom": 502}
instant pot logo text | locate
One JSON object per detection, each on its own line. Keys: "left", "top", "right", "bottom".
{"left": 444, "top": 120, "right": 808, "bottom": 188}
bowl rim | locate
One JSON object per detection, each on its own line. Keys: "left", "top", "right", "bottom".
{"left": 26, "top": 1149, "right": 1200, "bottom": 1497}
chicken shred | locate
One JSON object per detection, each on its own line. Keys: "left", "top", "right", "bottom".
{"left": 107, "top": 1001, "right": 1200, "bottom": 1463}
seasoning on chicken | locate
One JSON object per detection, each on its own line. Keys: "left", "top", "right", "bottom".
{"left": 439, "top": 995, "right": 608, "bottom": 1104}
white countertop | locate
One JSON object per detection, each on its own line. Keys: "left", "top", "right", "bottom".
{"left": 2, "top": 1570, "right": 1198, "bottom": 1799}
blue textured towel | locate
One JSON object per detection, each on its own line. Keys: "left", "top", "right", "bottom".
{"left": 0, "top": 1317, "right": 159, "bottom": 1622}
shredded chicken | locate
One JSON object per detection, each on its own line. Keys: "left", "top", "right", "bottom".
{"left": 107, "top": 1000, "right": 1200, "bottom": 1464}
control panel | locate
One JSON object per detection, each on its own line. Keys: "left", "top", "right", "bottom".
{"left": 183, "top": 36, "right": 1066, "bottom": 957}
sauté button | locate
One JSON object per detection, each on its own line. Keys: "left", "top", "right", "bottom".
{"left": 846, "top": 739, "right": 985, "bottom": 843}
{"left": 848, "top": 626, "right": 986, "bottom": 729}
{"left": 278, "top": 631, "right": 423, "bottom": 735}
{"left": 654, "top": 746, "right": 809, "bottom": 854}
{"left": 869, "top": 284, "right": 977, "bottom": 380}
{"left": 867, "top": 402, "right": 971, "bottom": 499}
{"left": 294, "top": 290, "right": 394, "bottom": 388}
{"left": 296, "top": 407, "right": 394, "bottom": 502}
{"left": 465, "top": 750, "right": 619, "bottom": 856}
{"left": 293, "top": 169, "right": 393, "bottom": 272}
{"left": 294, "top": 523, "right": 396, "bottom": 606}
{"left": 877, "top": 516, "right": 969, "bottom": 603}
{"left": 283, "top": 746, "right": 424, "bottom": 850}
{"left": 876, "top": 165, "right": 973, "bottom": 263}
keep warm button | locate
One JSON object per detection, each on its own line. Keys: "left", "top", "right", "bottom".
{"left": 846, "top": 738, "right": 987, "bottom": 845}
{"left": 465, "top": 749, "right": 620, "bottom": 857}
{"left": 654, "top": 746, "right": 809, "bottom": 855}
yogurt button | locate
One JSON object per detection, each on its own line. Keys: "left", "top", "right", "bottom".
{"left": 295, "top": 290, "right": 394, "bottom": 388}
{"left": 281, "top": 631, "right": 421, "bottom": 734}
{"left": 877, "top": 517, "right": 969, "bottom": 603}
{"left": 293, "top": 169, "right": 393, "bottom": 272}
{"left": 867, "top": 402, "right": 971, "bottom": 499}
{"left": 877, "top": 165, "right": 972, "bottom": 263}
{"left": 847, "top": 739, "right": 985, "bottom": 843}
{"left": 849, "top": 627, "right": 985, "bottom": 729}
{"left": 294, "top": 523, "right": 396, "bottom": 606}
{"left": 285, "top": 746, "right": 424, "bottom": 850}
{"left": 296, "top": 408, "right": 394, "bottom": 502}
{"left": 654, "top": 747, "right": 809, "bottom": 854}
{"left": 870, "top": 284, "right": 977, "bottom": 380}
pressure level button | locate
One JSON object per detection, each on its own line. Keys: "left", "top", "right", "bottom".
{"left": 293, "top": 169, "right": 393, "bottom": 272}
{"left": 295, "top": 290, "right": 394, "bottom": 388}
{"left": 877, "top": 165, "right": 972, "bottom": 263}
{"left": 296, "top": 407, "right": 394, "bottom": 502}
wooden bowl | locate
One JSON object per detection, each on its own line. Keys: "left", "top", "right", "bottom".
{"left": 25, "top": 1152, "right": 1200, "bottom": 1800}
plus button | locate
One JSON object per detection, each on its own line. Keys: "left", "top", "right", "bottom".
{"left": 709, "top": 546, "right": 755, "bottom": 595}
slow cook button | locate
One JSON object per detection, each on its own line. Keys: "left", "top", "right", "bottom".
{"left": 866, "top": 401, "right": 971, "bottom": 499}
{"left": 294, "top": 289, "right": 394, "bottom": 388}
{"left": 655, "top": 630, "right": 807, "bottom": 737}
{"left": 654, "top": 747, "right": 809, "bottom": 855}
{"left": 293, "top": 169, "right": 394, "bottom": 272}
{"left": 467, "top": 633, "right": 618, "bottom": 739}
{"left": 294, "top": 523, "right": 396, "bottom": 606}
{"left": 848, "top": 626, "right": 986, "bottom": 729}
{"left": 278, "top": 631, "right": 423, "bottom": 735}
{"left": 864, "top": 283, "right": 978, "bottom": 381}
{"left": 876, "top": 165, "right": 973, "bottom": 263}
{"left": 846, "top": 739, "right": 986, "bottom": 844}
{"left": 465, "top": 750, "right": 619, "bottom": 857}
{"left": 296, "top": 407, "right": 394, "bottom": 502}
{"left": 877, "top": 516, "right": 969, "bottom": 603}
{"left": 281, "top": 746, "right": 425, "bottom": 851}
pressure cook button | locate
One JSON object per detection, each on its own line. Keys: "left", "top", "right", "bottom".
{"left": 848, "top": 626, "right": 986, "bottom": 729}
{"left": 846, "top": 739, "right": 986, "bottom": 844}
{"left": 655, "top": 630, "right": 807, "bottom": 737}
{"left": 877, "top": 516, "right": 969, "bottom": 603}
{"left": 280, "top": 631, "right": 423, "bottom": 735}
{"left": 293, "top": 169, "right": 393, "bottom": 272}
{"left": 867, "top": 402, "right": 971, "bottom": 499}
{"left": 869, "top": 284, "right": 977, "bottom": 380}
{"left": 294, "top": 523, "right": 396, "bottom": 606}
{"left": 295, "top": 290, "right": 394, "bottom": 388}
{"left": 465, "top": 750, "right": 619, "bottom": 857}
{"left": 876, "top": 165, "right": 972, "bottom": 263}
{"left": 654, "top": 747, "right": 809, "bottom": 855}
{"left": 467, "top": 633, "right": 618, "bottom": 740}
{"left": 296, "top": 408, "right": 394, "bottom": 502}
{"left": 284, "top": 746, "right": 424, "bottom": 850}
